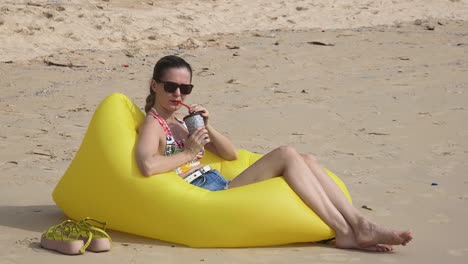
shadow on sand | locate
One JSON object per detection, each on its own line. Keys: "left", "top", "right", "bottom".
{"left": 1, "top": 205, "right": 346, "bottom": 251}
{"left": 0, "top": 204, "right": 178, "bottom": 247}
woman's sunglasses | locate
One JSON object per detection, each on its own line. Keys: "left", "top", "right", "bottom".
{"left": 157, "top": 80, "right": 194, "bottom": 95}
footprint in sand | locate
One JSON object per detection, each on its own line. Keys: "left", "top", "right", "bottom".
{"left": 427, "top": 213, "right": 451, "bottom": 224}
{"left": 318, "top": 253, "right": 352, "bottom": 262}
{"left": 418, "top": 192, "right": 434, "bottom": 199}
{"left": 380, "top": 257, "right": 399, "bottom": 263}
{"left": 448, "top": 248, "right": 468, "bottom": 257}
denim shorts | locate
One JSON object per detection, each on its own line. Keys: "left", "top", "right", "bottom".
{"left": 190, "top": 169, "right": 230, "bottom": 191}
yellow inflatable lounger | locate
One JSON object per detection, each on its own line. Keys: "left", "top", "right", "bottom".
{"left": 52, "top": 93, "right": 352, "bottom": 248}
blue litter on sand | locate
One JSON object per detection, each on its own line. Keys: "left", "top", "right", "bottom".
{"left": 431, "top": 182, "right": 438, "bottom": 186}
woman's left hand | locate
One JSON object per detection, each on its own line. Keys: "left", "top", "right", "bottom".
{"left": 190, "top": 104, "right": 209, "bottom": 126}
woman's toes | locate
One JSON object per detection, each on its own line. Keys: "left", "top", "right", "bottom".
{"left": 401, "top": 231, "right": 413, "bottom": 243}
{"left": 376, "top": 244, "right": 394, "bottom": 252}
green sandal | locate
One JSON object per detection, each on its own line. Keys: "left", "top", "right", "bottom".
{"left": 77, "top": 217, "right": 112, "bottom": 252}
{"left": 40, "top": 220, "right": 93, "bottom": 255}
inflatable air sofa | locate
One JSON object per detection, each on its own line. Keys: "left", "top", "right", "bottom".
{"left": 53, "top": 93, "right": 352, "bottom": 247}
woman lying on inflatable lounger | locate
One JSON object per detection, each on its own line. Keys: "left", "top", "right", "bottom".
{"left": 135, "top": 55, "right": 413, "bottom": 252}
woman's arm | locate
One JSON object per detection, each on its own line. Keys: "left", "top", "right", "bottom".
{"left": 205, "top": 124, "right": 238, "bottom": 161}
{"left": 135, "top": 117, "right": 196, "bottom": 176}
{"left": 188, "top": 104, "right": 238, "bottom": 161}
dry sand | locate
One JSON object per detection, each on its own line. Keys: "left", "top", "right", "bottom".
{"left": 2, "top": 0, "right": 468, "bottom": 62}
{"left": 1, "top": 0, "right": 468, "bottom": 263}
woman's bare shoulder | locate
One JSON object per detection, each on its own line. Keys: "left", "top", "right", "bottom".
{"left": 139, "top": 115, "right": 163, "bottom": 135}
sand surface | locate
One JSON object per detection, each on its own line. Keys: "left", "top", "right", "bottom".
{"left": 1, "top": 1, "right": 468, "bottom": 263}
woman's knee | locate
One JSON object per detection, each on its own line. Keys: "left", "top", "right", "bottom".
{"left": 301, "top": 153, "right": 319, "bottom": 167}
{"left": 273, "top": 145, "right": 301, "bottom": 160}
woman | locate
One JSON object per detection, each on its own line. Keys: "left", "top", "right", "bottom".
{"left": 135, "top": 55, "right": 412, "bottom": 252}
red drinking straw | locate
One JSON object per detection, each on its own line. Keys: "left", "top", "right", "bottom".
{"left": 177, "top": 101, "right": 191, "bottom": 113}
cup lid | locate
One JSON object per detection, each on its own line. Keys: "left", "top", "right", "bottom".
{"left": 183, "top": 111, "right": 202, "bottom": 121}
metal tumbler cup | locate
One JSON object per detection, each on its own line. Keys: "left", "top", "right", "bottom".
{"left": 183, "top": 112, "right": 205, "bottom": 135}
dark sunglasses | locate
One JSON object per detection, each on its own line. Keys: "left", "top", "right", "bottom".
{"left": 157, "top": 80, "right": 194, "bottom": 95}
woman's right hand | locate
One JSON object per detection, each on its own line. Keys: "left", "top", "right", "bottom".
{"left": 184, "top": 127, "right": 210, "bottom": 158}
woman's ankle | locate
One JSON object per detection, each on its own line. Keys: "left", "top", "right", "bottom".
{"left": 333, "top": 220, "right": 353, "bottom": 238}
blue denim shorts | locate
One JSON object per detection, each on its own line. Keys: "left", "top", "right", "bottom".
{"left": 190, "top": 169, "right": 230, "bottom": 191}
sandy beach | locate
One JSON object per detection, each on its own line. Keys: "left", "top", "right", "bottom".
{"left": 1, "top": 0, "right": 468, "bottom": 263}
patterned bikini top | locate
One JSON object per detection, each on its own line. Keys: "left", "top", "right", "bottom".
{"left": 149, "top": 108, "right": 204, "bottom": 175}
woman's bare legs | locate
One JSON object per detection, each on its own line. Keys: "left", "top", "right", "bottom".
{"left": 228, "top": 146, "right": 412, "bottom": 251}
{"left": 300, "top": 154, "right": 412, "bottom": 247}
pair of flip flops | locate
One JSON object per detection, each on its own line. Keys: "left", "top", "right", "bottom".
{"left": 40, "top": 217, "right": 112, "bottom": 255}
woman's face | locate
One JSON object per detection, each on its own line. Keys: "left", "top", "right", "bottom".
{"left": 152, "top": 67, "right": 192, "bottom": 112}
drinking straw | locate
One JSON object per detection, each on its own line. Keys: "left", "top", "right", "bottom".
{"left": 177, "top": 101, "right": 191, "bottom": 112}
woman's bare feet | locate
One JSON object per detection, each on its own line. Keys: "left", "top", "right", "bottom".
{"left": 335, "top": 230, "right": 394, "bottom": 252}
{"left": 353, "top": 218, "right": 413, "bottom": 247}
